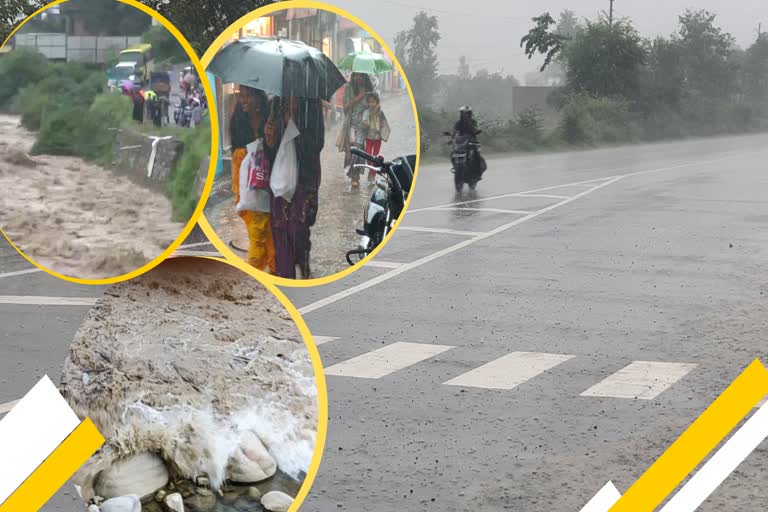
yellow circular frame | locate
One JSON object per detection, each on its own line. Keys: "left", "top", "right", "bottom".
{"left": 199, "top": 0, "right": 421, "bottom": 289}
{"left": 0, "top": 0, "right": 219, "bottom": 286}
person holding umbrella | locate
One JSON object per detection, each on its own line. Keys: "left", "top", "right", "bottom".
{"left": 208, "top": 37, "right": 345, "bottom": 279}
{"left": 338, "top": 72, "right": 374, "bottom": 190}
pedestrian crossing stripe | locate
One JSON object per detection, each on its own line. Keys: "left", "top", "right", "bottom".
{"left": 318, "top": 339, "right": 697, "bottom": 398}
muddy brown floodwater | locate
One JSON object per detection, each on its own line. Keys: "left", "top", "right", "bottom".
{"left": 0, "top": 114, "right": 185, "bottom": 279}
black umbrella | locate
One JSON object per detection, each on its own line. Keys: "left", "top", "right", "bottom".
{"left": 207, "top": 37, "right": 346, "bottom": 101}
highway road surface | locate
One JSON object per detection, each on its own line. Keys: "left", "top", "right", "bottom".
{"left": 2, "top": 132, "right": 768, "bottom": 510}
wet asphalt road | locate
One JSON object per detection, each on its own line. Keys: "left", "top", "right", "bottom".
{"left": 281, "top": 133, "right": 768, "bottom": 511}
{"left": 2, "top": 133, "right": 768, "bottom": 510}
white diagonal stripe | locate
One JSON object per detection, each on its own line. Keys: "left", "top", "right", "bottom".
{"left": 325, "top": 342, "right": 453, "bottom": 379}
{"left": 579, "top": 481, "right": 622, "bottom": 512}
{"left": 580, "top": 361, "right": 697, "bottom": 400}
{"left": 0, "top": 296, "right": 99, "bottom": 306}
{"left": 0, "top": 376, "right": 80, "bottom": 503}
{"left": 516, "top": 193, "right": 570, "bottom": 199}
{"left": 395, "top": 226, "right": 484, "bottom": 236}
{"left": 365, "top": 260, "right": 405, "bottom": 269}
{"left": 434, "top": 207, "right": 534, "bottom": 215}
{"left": 0, "top": 400, "right": 19, "bottom": 415}
{"left": 659, "top": 398, "right": 768, "bottom": 512}
{"left": 313, "top": 336, "right": 339, "bottom": 346}
{"left": 444, "top": 352, "right": 574, "bottom": 390}
{"left": 0, "top": 268, "right": 42, "bottom": 279}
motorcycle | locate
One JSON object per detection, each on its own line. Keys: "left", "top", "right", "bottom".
{"left": 345, "top": 147, "right": 416, "bottom": 265}
{"left": 443, "top": 129, "right": 484, "bottom": 192}
{"left": 174, "top": 97, "right": 194, "bottom": 127}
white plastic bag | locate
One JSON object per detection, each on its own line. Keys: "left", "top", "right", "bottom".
{"left": 236, "top": 139, "right": 271, "bottom": 213}
{"left": 270, "top": 118, "right": 300, "bottom": 202}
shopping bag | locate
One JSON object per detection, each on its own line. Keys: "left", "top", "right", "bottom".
{"left": 270, "top": 118, "right": 300, "bottom": 202}
{"left": 237, "top": 140, "right": 271, "bottom": 212}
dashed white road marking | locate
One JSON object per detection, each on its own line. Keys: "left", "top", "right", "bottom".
{"left": 299, "top": 177, "right": 620, "bottom": 316}
{"left": 178, "top": 241, "right": 213, "bottom": 249}
{"left": 171, "top": 251, "right": 222, "bottom": 258}
{"left": 312, "top": 336, "right": 340, "bottom": 345}
{"left": 0, "top": 268, "right": 42, "bottom": 279}
{"left": 325, "top": 342, "right": 454, "bottom": 379}
{"left": 363, "top": 260, "right": 405, "bottom": 269}
{"left": 580, "top": 361, "right": 697, "bottom": 400}
{"left": 434, "top": 207, "right": 534, "bottom": 215}
{"left": 395, "top": 226, "right": 484, "bottom": 236}
{"left": 444, "top": 351, "right": 575, "bottom": 390}
{"left": 0, "top": 296, "right": 99, "bottom": 306}
{"left": 516, "top": 193, "right": 569, "bottom": 199}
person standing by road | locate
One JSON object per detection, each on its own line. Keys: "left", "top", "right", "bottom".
{"left": 361, "top": 92, "right": 390, "bottom": 186}
{"left": 265, "top": 95, "right": 324, "bottom": 279}
{"left": 230, "top": 85, "right": 276, "bottom": 273}
{"left": 337, "top": 72, "right": 373, "bottom": 191}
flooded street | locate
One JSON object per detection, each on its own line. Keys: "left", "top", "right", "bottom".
{"left": 0, "top": 114, "right": 184, "bottom": 279}
{"left": 205, "top": 90, "right": 417, "bottom": 277}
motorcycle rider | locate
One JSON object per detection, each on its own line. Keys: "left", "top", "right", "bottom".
{"left": 451, "top": 105, "right": 486, "bottom": 178}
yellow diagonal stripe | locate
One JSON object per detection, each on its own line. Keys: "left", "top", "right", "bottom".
{"left": 0, "top": 418, "right": 104, "bottom": 512}
{"left": 609, "top": 359, "right": 768, "bottom": 511}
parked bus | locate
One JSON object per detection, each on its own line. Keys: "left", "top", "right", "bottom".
{"left": 118, "top": 43, "right": 153, "bottom": 84}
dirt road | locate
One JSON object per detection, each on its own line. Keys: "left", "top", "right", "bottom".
{"left": 0, "top": 114, "right": 184, "bottom": 279}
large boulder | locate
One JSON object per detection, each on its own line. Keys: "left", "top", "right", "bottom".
{"left": 94, "top": 453, "right": 169, "bottom": 499}
{"left": 261, "top": 491, "right": 294, "bottom": 512}
{"left": 227, "top": 430, "right": 277, "bottom": 483}
{"left": 100, "top": 495, "right": 141, "bottom": 512}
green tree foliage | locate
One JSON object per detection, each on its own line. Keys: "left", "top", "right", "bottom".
{"left": 60, "top": 0, "right": 151, "bottom": 36}
{"left": 395, "top": 11, "right": 440, "bottom": 105}
{"left": 0, "top": 0, "right": 44, "bottom": 43}
{"left": 136, "top": 0, "right": 276, "bottom": 56}
{"left": 563, "top": 18, "right": 647, "bottom": 99}
{"left": 142, "top": 25, "right": 187, "bottom": 63}
{"left": 675, "top": 9, "right": 738, "bottom": 98}
{"left": 520, "top": 12, "right": 568, "bottom": 72}
{"left": 743, "top": 34, "right": 768, "bottom": 102}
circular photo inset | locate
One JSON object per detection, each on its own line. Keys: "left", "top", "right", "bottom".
{"left": 59, "top": 257, "right": 322, "bottom": 512}
{"left": 201, "top": 4, "right": 419, "bottom": 283}
{"left": 0, "top": 0, "right": 215, "bottom": 283}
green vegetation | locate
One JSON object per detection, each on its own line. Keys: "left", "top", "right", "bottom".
{"left": 412, "top": 8, "right": 768, "bottom": 156}
{"left": 168, "top": 116, "right": 210, "bottom": 221}
{"left": 142, "top": 25, "right": 187, "bottom": 64}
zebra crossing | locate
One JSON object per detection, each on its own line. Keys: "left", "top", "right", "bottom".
{"left": 313, "top": 336, "right": 699, "bottom": 400}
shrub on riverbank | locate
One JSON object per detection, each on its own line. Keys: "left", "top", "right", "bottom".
{"left": 168, "top": 115, "right": 210, "bottom": 222}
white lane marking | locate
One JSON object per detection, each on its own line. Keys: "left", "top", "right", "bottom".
{"left": 299, "top": 177, "right": 621, "bottom": 316}
{"left": 0, "top": 268, "right": 42, "bottom": 279}
{"left": 580, "top": 361, "right": 697, "bottom": 400}
{"left": 0, "top": 400, "right": 19, "bottom": 415}
{"left": 312, "top": 336, "right": 339, "bottom": 346}
{"left": 395, "top": 226, "right": 484, "bottom": 236}
{"left": 443, "top": 352, "right": 575, "bottom": 390}
{"left": 325, "top": 342, "right": 454, "bottom": 379}
{"left": 178, "top": 241, "right": 213, "bottom": 249}
{"left": 517, "top": 193, "right": 569, "bottom": 199}
{"left": 659, "top": 399, "right": 768, "bottom": 512}
{"left": 579, "top": 481, "right": 622, "bottom": 512}
{"left": 406, "top": 176, "right": 616, "bottom": 213}
{"left": 0, "top": 296, "right": 99, "bottom": 306}
{"left": 364, "top": 260, "right": 405, "bottom": 269}
{"left": 0, "top": 376, "right": 80, "bottom": 503}
{"left": 171, "top": 251, "right": 222, "bottom": 258}
{"left": 407, "top": 151, "right": 748, "bottom": 214}
{"left": 434, "top": 207, "right": 535, "bottom": 215}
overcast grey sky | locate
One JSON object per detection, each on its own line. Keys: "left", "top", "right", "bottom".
{"left": 332, "top": 0, "right": 766, "bottom": 80}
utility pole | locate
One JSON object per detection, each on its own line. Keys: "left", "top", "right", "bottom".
{"left": 608, "top": 0, "right": 615, "bottom": 27}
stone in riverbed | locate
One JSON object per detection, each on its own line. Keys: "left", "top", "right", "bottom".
{"left": 87, "top": 505, "right": 100, "bottom": 512}
{"left": 226, "top": 430, "right": 277, "bottom": 483}
{"left": 100, "top": 495, "right": 141, "bottom": 512}
{"left": 260, "top": 491, "right": 294, "bottom": 512}
{"left": 164, "top": 492, "right": 185, "bottom": 512}
{"left": 184, "top": 491, "right": 217, "bottom": 512}
{"left": 94, "top": 453, "right": 169, "bottom": 500}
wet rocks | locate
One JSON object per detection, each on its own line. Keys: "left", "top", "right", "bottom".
{"left": 99, "top": 495, "right": 141, "bottom": 512}
{"left": 227, "top": 430, "right": 278, "bottom": 483}
{"left": 183, "top": 490, "right": 216, "bottom": 512}
{"left": 94, "top": 453, "right": 169, "bottom": 500}
{"left": 164, "top": 492, "right": 185, "bottom": 512}
{"left": 261, "top": 491, "right": 294, "bottom": 512}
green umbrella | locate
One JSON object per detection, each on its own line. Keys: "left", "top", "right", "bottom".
{"left": 337, "top": 51, "right": 393, "bottom": 75}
